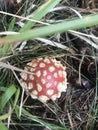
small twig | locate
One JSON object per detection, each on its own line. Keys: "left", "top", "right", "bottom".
{"left": 67, "top": 109, "right": 74, "bottom": 130}
{"left": 7, "top": 105, "right": 12, "bottom": 128}
{"left": 8, "top": 62, "right": 25, "bottom": 117}
{"left": 19, "top": 88, "right": 25, "bottom": 117}
{"left": 0, "top": 61, "right": 33, "bottom": 74}
{"left": 0, "top": 11, "right": 49, "bottom": 26}
{"left": 78, "top": 55, "right": 85, "bottom": 85}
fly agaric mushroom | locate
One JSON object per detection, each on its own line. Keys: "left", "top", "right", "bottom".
{"left": 20, "top": 58, "right": 67, "bottom": 102}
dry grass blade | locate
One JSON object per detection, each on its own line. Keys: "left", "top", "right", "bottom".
{"left": 36, "top": 37, "right": 74, "bottom": 53}
{"left": 1, "top": 14, "right": 98, "bottom": 44}
{"left": 0, "top": 11, "right": 49, "bottom": 25}
{"left": 0, "top": 62, "right": 33, "bottom": 74}
{"left": 69, "top": 30, "right": 98, "bottom": 49}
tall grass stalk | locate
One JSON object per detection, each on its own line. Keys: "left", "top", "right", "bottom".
{"left": 20, "top": 0, "right": 62, "bottom": 32}
{"left": 0, "top": 14, "right": 98, "bottom": 44}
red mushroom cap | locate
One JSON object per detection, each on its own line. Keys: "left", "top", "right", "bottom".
{"left": 20, "top": 58, "right": 67, "bottom": 102}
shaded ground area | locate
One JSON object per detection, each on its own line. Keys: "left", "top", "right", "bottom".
{"left": 0, "top": 0, "right": 98, "bottom": 130}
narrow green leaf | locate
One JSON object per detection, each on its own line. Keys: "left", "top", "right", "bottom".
{"left": 13, "top": 88, "right": 20, "bottom": 109}
{"left": 0, "top": 18, "right": 16, "bottom": 57}
{"left": 0, "top": 87, "right": 20, "bottom": 121}
{"left": 0, "top": 85, "right": 16, "bottom": 113}
{"left": 0, "top": 44, "right": 10, "bottom": 57}
{"left": 0, "top": 86, "right": 7, "bottom": 92}
{"left": 8, "top": 18, "right": 16, "bottom": 31}
{"left": 16, "top": 105, "right": 68, "bottom": 130}
{"left": 0, "top": 110, "right": 12, "bottom": 121}
{"left": 20, "top": 0, "right": 62, "bottom": 32}
{"left": 13, "top": 88, "right": 20, "bottom": 118}
{"left": 1, "top": 14, "right": 98, "bottom": 44}
{"left": 0, "top": 122, "right": 8, "bottom": 130}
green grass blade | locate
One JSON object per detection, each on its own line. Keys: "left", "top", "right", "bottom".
{"left": 20, "top": 0, "right": 62, "bottom": 32}
{"left": 0, "top": 122, "right": 8, "bottom": 130}
{"left": 8, "top": 18, "right": 16, "bottom": 31}
{"left": 0, "top": 44, "right": 10, "bottom": 57}
{"left": 0, "top": 87, "right": 20, "bottom": 121}
{"left": 0, "top": 85, "right": 16, "bottom": 113}
{"left": 0, "top": 110, "right": 12, "bottom": 121}
{"left": 13, "top": 88, "right": 20, "bottom": 109}
{"left": 0, "top": 86, "right": 7, "bottom": 92}
{"left": 13, "top": 88, "right": 20, "bottom": 118}
{"left": 0, "top": 18, "right": 16, "bottom": 57}
{"left": 1, "top": 14, "right": 98, "bottom": 44}
{"left": 16, "top": 105, "right": 68, "bottom": 130}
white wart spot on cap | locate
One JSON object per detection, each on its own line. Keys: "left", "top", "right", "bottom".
{"left": 28, "top": 60, "right": 37, "bottom": 67}
{"left": 21, "top": 81, "right": 27, "bottom": 89}
{"left": 58, "top": 82, "right": 66, "bottom": 92}
{"left": 57, "top": 92, "right": 61, "bottom": 98}
{"left": 44, "top": 58, "right": 50, "bottom": 63}
{"left": 37, "top": 84, "right": 42, "bottom": 92}
{"left": 20, "top": 73, "right": 27, "bottom": 80}
{"left": 38, "top": 58, "right": 43, "bottom": 62}
{"left": 41, "top": 79, "right": 46, "bottom": 84}
{"left": 46, "top": 82, "right": 52, "bottom": 88}
{"left": 43, "top": 70, "right": 47, "bottom": 76}
{"left": 31, "top": 94, "right": 37, "bottom": 99}
{"left": 49, "top": 66, "right": 55, "bottom": 72}
{"left": 30, "top": 67, "right": 34, "bottom": 72}
{"left": 32, "top": 90, "right": 38, "bottom": 95}
{"left": 53, "top": 72, "right": 58, "bottom": 78}
{"left": 57, "top": 82, "right": 63, "bottom": 92}
{"left": 63, "top": 71, "right": 67, "bottom": 77}
{"left": 51, "top": 94, "right": 57, "bottom": 100}
{"left": 46, "top": 89, "right": 54, "bottom": 96}
{"left": 32, "top": 62, "right": 37, "bottom": 67}
{"left": 62, "top": 83, "right": 67, "bottom": 92}
{"left": 27, "top": 62, "right": 33, "bottom": 66}
{"left": 52, "top": 58, "right": 57, "bottom": 63}
{"left": 28, "top": 82, "right": 33, "bottom": 90}
{"left": 36, "top": 70, "right": 41, "bottom": 77}
{"left": 47, "top": 75, "right": 51, "bottom": 80}
{"left": 39, "top": 95, "right": 49, "bottom": 102}
{"left": 54, "top": 81, "right": 57, "bottom": 86}
{"left": 39, "top": 62, "right": 46, "bottom": 68}
{"left": 24, "top": 67, "right": 28, "bottom": 70}
{"left": 29, "top": 74, "right": 34, "bottom": 80}
{"left": 54, "top": 62, "right": 61, "bottom": 68}
{"left": 58, "top": 70, "right": 63, "bottom": 77}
